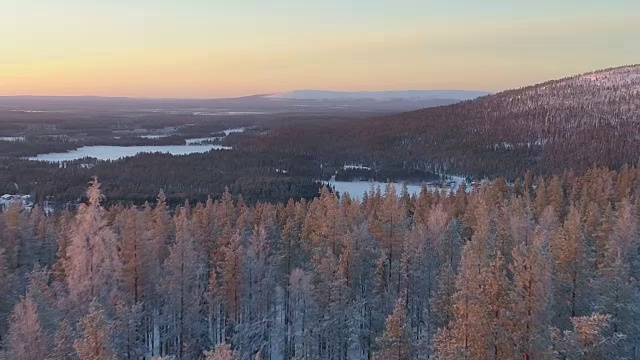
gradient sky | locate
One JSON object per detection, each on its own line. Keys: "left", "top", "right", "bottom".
{"left": 2, "top": 0, "right": 639, "bottom": 98}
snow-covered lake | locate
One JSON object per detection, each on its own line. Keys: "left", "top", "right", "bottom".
{"left": 27, "top": 145, "right": 231, "bottom": 162}
{"left": 325, "top": 175, "right": 468, "bottom": 199}
{"left": 26, "top": 127, "right": 246, "bottom": 162}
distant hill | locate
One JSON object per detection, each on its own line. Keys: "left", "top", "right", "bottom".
{"left": 271, "top": 89, "right": 489, "bottom": 101}
{"left": 257, "top": 65, "right": 640, "bottom": 179}
{"left": 0, "top": 91, "right": 486, "bottom": 114}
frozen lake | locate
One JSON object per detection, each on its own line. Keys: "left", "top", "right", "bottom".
{"left": 27, "top": 144, "right": 231, "bottom": 162}
{"left": 27, "top": 127, "right": 246, "bottom": 162}
{"left": 326, "top": 175, "right": 468, "bottom": 199}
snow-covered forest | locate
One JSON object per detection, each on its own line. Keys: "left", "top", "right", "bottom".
{"left": 2, "top": 167, "right": 640, "bottom": 359}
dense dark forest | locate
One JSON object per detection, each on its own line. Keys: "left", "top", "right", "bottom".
{"left": 0, "top": 151, "right": 323, "bottom": 206}
{"left": 2, "top": 167, "right": 640, "bottom": 359}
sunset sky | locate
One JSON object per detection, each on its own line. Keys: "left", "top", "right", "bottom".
{"left": 2, "top": 0, "right": 639, "bottom": 98}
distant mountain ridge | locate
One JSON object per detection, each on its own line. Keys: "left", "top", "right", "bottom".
{"left": 270, "top": 89, "right": 489, "bottom": 101}
{"left": 0, "top": 90, "right": 489, "bottom": 114}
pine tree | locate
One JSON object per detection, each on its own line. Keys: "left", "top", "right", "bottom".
{"left": 25, "top": 265, "right": 60, "bottom": 338}
{"left": 65, "top": 177, "right": 121, "bottom": 308}
{"left": 2, "top": 201, "right": 23, "bottom": 269}
{"left": 204, "top": 342, "right": 237, "bottom": 360}
{"left": 479, "top": 251, "right": 512, "bottom": 359}
{"left": 6, "top": 294, "right": 49, "bottom": 360}
{"left": 551, "top": 313, "right": 614, "bottom": 359}
{"left": 373, "top": 296, "right": 411, "bottom": 360}
{"left": 509, "top": 228, "right": 553, "bottom": 360}
{"left": 593, "top": 249, "right": 640, "bottom": 357}
{"left": 235, "top": 226, "right": 276, "bottom": 359}
{"left": 221, "top": 231, "right": 244, "bottom": 326}
{"left": 432, "top": 235, "right": 489, "bottom": 360}
{"left": 608, "top": 200, "right": 639, "bottom": 277}
{"left": 74, "top": 303, "right": 116, "bottom": 360}
{"left": 0, "top": 247, "right": 16, "bottom": 340}
{"left": 431, "top": 261, "right": 456, "bottom": 331}
{"left": 161, "top": 204, "right": 206, "bottom": 359}
{"left": 551, "top": 206, "right": 593, "bottom": 327}
{"left": 113, "top": 301, "right": 145, "bottom": 360}
{"left": 288, "top": 267, "right": 315, "bottom": 360}
{"left": 534, "top": 178, "right": 548, "bottom": 220}
{"left": 119, "top": 206, "right": 148, "bottom": 305}
{"left": 51, "top": 319, "right": 75, "bottom": 360}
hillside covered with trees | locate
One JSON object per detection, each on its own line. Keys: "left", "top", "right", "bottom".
{"left": 241, "top": 65, "right": 640, "bottom": 180}
{"left": 1, "top": 167, "right": 640, "bottom": 359}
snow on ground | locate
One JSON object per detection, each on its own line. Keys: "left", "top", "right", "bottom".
{"left": 0, "top": 136, "right": 25, "bottom": 141}
{"left": 192, "top": 111, "right": 266, "bottom": 116}
{"left": 27, "top": 145, "right": 230, "bottom": 162}
{"left": 222, "top": 127, "right": 246, "bottom": 135}
{"left": 185, "top": 128, "right": 246, "bottom": 145}
{"left": 139, "top": 134, "right": 171, "bottom": 139}
{"left": 325, "top": 175, "right": 469, "bottom": 199}
{"left": 185, "top": 136, "right": 224, "bottom": 145}
{"left": 343, "top": 164, "right": 371, "bottom": 170}
{"left": 326, "top": 180, "right": 423, "bottom": 198}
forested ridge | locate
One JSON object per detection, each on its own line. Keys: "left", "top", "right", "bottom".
{"left": 2, "top": 166, "right": 640, "bottom": 359}
{"left": 243, "top": 65, "right": 640, "bottom": 179}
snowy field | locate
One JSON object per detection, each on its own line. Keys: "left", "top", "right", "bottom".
{"left": 27, "top": 144, "right": 230, "bottom": 162}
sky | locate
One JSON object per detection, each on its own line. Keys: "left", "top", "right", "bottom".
{"left": 1, "top": 0, "right": 639, "bottom": 98}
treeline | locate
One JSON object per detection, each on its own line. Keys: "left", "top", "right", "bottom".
{"left": 1, "top": 166, "right": 640, "bottom": 359}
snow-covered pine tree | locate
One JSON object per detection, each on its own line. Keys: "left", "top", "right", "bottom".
{"left": 64, "top": 177, "right": 121, "bottom": 309}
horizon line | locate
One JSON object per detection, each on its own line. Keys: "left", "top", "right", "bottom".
{"left": 0, "top": 88, "right": 491, "bottom": 101}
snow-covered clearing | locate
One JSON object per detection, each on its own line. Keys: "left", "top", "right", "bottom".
{"left": 325, "top": 175, "right": 468, "bottom": 199}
